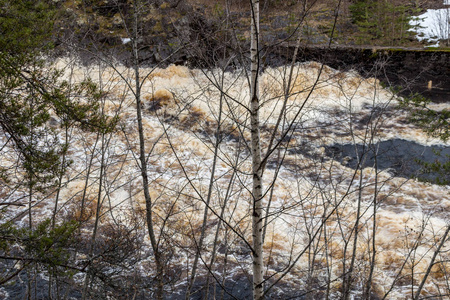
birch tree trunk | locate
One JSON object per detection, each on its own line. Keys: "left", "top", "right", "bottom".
{"left": 250, "top": 0, "right": 264, "bottom": 299}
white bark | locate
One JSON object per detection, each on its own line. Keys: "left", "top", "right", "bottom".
{"left": 250, "top": 0, "right": 264, "bottom": 299}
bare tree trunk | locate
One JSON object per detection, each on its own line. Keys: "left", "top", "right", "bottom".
{"left": 128, "top": 1, "right": 164, "bottom": 298}
{"left": 133, "top": 49, "right": 164, "bottom": 300}
{"left": 342, "top": 158, "right": 365, "bottom": 300}
{"left": 204, "top": 168, "right": 237, "bottom": 300}
{"left": 52, "top": 125, "right": 69, "bottom": 229}
{"left": 82, "top": 132, "right": 106, "bottom": 300}
{"left": 414, "top": 224, "right": 450, "bottom": 300}
{"left": 364, "top": 152, "right": 379, "bottom": 299}
{"left": 250, "top": 0, "right": 264, "bottom": 299}
{"left": 186, "top": 76, "right": 224, "bottom": 300}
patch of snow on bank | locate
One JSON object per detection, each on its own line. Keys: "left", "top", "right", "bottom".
{"left": 410, "top": 7, "right": 450, "bottom": 46}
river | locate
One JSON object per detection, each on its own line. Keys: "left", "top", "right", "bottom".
{"left": 1, "top": 59, "right": 448, "bottom": 299}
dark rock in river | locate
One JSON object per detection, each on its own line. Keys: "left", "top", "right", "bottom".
{"left": 325, "top": 139, "right": 450, "bottom": 183}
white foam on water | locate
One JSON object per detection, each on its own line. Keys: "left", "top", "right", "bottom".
{"left": 3, "top": 59, "right": 447, "bottom": 298}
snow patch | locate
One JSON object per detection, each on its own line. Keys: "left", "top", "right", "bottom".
{"left": 410, "top": 7, "right": 450, "bottom": 46}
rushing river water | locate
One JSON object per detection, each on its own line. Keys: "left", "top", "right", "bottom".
{"left": 1, "top": 59, "right": 448, "bottom": 299}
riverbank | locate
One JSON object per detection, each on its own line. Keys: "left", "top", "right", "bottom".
{"left": 269, "top": 45, "right": 450, "bottom": 103}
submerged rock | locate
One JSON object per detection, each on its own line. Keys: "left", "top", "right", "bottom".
{"left": 325, "top": 139, "right": 450, "bottom": 182}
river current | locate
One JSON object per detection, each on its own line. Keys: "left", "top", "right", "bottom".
{"left": 1, "top": 59, "right": 448, "bottom": 299}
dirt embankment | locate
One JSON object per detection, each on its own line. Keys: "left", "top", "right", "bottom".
{"left": 270, "top": 45, "right": 450, "bottom": 103}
